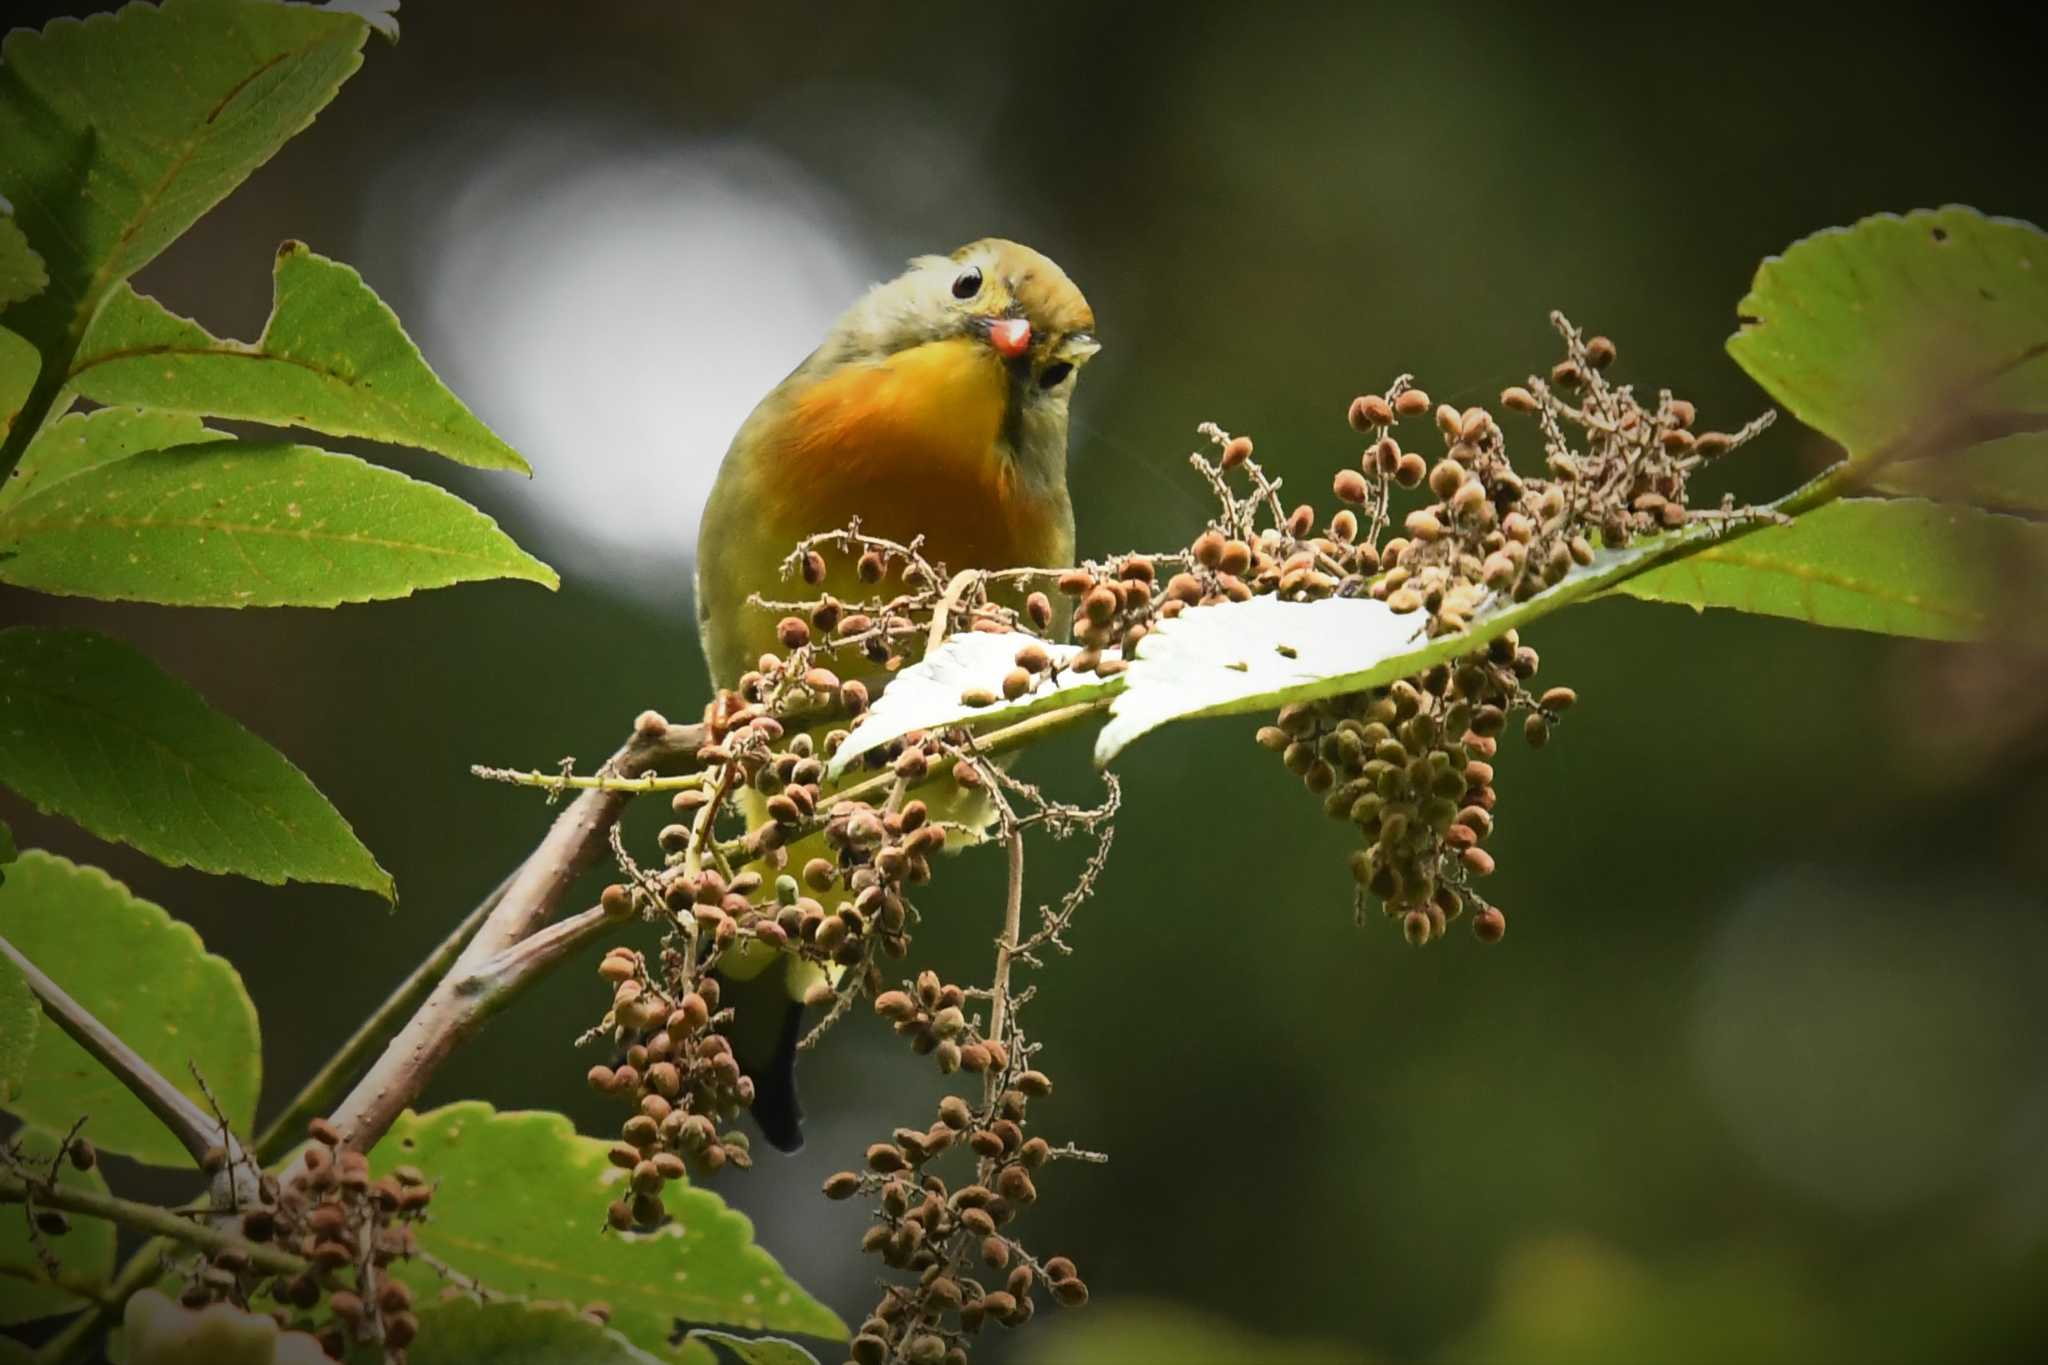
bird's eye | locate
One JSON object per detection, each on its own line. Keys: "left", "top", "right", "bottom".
{"left": 1038, "top": 361, "right": 1073, "bottom": 389}
{"left": 950, "top": 267, "right": 983, "bottom": 300}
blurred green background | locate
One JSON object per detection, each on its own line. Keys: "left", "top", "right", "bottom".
{"left": 5, "top": 3, "right": 2047, "bottom": 1362}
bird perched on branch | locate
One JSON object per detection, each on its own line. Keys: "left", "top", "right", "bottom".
{"left": 694, "top": 239, "right": 1099, "bottom": 1151}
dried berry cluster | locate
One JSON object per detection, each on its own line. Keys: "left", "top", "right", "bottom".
{"left": 242, "top": 1117, "right": 431, "bottom": 1360}
{"left": 819, "top": 966, "right": 1090, "bottom": 1365}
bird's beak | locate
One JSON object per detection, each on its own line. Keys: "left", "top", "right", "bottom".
{"left": 1060, "top": 332, "right": 1102, "bottom": 364}
{"left": 987, "top": 317, "right": 1033, "bottom": 359}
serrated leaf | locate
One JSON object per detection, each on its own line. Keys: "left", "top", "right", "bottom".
{"left": 0, "top": 215, "right": 45, "bottom": 309}
{"left": 829, "top": 633, "right": 1116, "bottom": 777}
{"left": 1610, "top": 496, "right": 2038, "bottom": 640}
{"left": 0, "top": 626, "right": 392, "bottom": 896}
{"left": 0, "top": 929, "right": 34, "bottom": 1103}
{"left": 0, "top": 1125, "right": 117, "bottom": 1325}
{"left": 1094, "top": 520, "right": 1726, "bottom": 765}
{"left": 0, "top": 852, "right": 261, "bottom": 1167}
{"left": 0, "top": 406, "right": 217, "bottom": 516}
{"left": 69, "top": 246, "right": 529, "bottom": 474}
{"left": 0, "top": 0, "right": 370, "bottom": 436}
{"left": 370, "top": 1103, "right": 845, "bottom": 1354}
{"left": 0, "top": 439, "right": 557, "bottom": 606}
{"left": 1728, "top": 207, "right": 2048, "bottom": 496}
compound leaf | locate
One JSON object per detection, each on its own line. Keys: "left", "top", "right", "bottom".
{"left": 0, "top": 406, "right": 217, "bottom": 516}
{"left": 0, "top": 626, "right": 391, "bottom": 896}
{"left": 0, "top": 439, "right": 557, "bottom": 607}
{"left": 0, "top": 0, "right": 371, "bottom": 445}
{"left": 69, "top": 246, "right": 529, "bottom": 474}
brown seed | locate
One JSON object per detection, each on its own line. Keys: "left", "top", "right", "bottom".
{"left": 1428, "top": 458, "right": 1466, "bottom": 500}
{"left": 1221, "top": 435, "right": 1255, "bottom": 469}
{"left": 1394, "top": 452, "right": 1428, "bottom": 488}
{"left": 308, "top": 1117, "right": 343, "bottom": 1147}
{"left": 1667, "top": 398, "right": 1697, "bottom": 430}
{"left": 800, "top": 549, "right": 827, "bottom": 584}
{"left": 1694, "top": 431, "right": 1733, "bottom": 457}
{"left": 1585, "top": 335, "right": 1616, "bottom": 369}
{"left": 1524, "top": 713, "right": 1551, "bottom": 748}
{"left": 1333, "top": 468, "right": 1369, "bottom": 504}
{"left": 1403, "top": 909, "right": 1432, "bottom": 945}
{"left": 1404, "top": 508, "right": 1442, "bottom": 542}
{"left": 1350, "top": 393, "right": 1395, "bottom": 429}
{"left": 1459, "top": 406, "right": 1491, "bottom": 442}
{"left": 1473, "top": 905, "right": 1507, "bottom": 943}
{"left": 1218, "top": 539, "right": 1253, "bottom": 576}
{"left": 1539, "top": 686, "right": 1577, "bottom": 711}
{"left": 1025, "top": 591, "right": 1055, "bottom": 629}
{"left": 777, "top": 616, "right": 811, "bottom": 649}
{"left": 1501, "top": 385, "right": 1539, "bottom": 413}
{"left": 1082, "top": 584, "right": 1119, "bottom": 625}
{"left": 1394, "top": 388, "right": 1432, "bottom": 417}
{"left": 1001, "top": 667, "right": 1033, "bottom": 701}
{"left": 1551, "top": 359, "right": 1583, "bottom": 389}
{"left": 1462, "top": 845, "right": 1497, "bottom": 876}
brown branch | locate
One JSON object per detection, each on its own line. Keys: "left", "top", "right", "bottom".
{"left": 303, "top": 712, "right": 706, "bottom": 1160}
{"left": 0, "top": 934, "right": 225, "bottom": 1168}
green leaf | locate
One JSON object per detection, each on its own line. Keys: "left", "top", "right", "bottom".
{"left": 1609, "top": 497, "right": 2039, "bottom": 640}
{"left": 1093, "top": 519, "right": 1729, "bottom": 765}
{"left": 406, "top": 1299, "right": 661, "bottom": 1365}
{"left": 1868, "top": 436, "right": 2048, "bottom": 515}
{"left": 0, "top": 406, "right": 217, "bottom": 516}
{"left": 0, "top": 928, "right": 34, "bottom": 1103}
{"left": 684, "top": 1331, "right": 820, "bottom": 1365}
{"left": 0, "top": 439, "right": 557, "bottom": 606}
{"left": 69, "top": 246, "right": 530, "bottom": 474}
{"left": 0, "top": 327, "right": 36, "bottom": 442}
{"left": 370, "top": 1103, "right": 846, "bottom": 1353}
{"left": 0, "top": 1126, "right": 117, "bottom": 1325}
{"left": 0, "top": 0, "right": 370, "bottom": 421}
{"left": 0, "top": 626, "right": 392, "bottom": 896}
{"left": 0, "top": 852, "right": 261, "bottom": 1167}
{"left": 0, "top": 214, "right": 46, "bottom": 310}
{"left": 1728, "top": 207, "right": 2048, "bottom": 496}
{"left": 829, "top": 632, "right": 1117, "bottom": 777}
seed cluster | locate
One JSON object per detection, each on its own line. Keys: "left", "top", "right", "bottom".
{"left": 1249, "top": 316, "right": 1765, "bottom": 940}
{"left": 250, "top": 1117, "right": 433, "bottom": 1360}
{"left": 819, "top": 968, "right": 1089, "bottom": 1365}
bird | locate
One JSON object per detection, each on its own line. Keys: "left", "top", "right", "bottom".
{"left": 692, "top": 239, "right": 1098, "bottom": 1152}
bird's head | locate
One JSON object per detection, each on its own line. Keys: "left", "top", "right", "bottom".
{"left": 831, "top": 238, "right": 1100, "bottom": 406}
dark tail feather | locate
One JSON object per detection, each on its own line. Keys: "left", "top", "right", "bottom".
{"left": 748, "top": 998, "right": 807, "bottom": 1152}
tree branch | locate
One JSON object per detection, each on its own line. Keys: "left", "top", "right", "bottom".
{"left": 252, "top": 871, "right": 510, "bottom": 1164}
{"left": 0, "top": 934, "right": 224, "bottom": 1167}
{"left": 308, "top": 712, "right": 706, "bottom": 1158}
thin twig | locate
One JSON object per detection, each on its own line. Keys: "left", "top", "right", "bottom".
{"left": 0, "top": 1171, "right": 304, "bottom": 1277}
